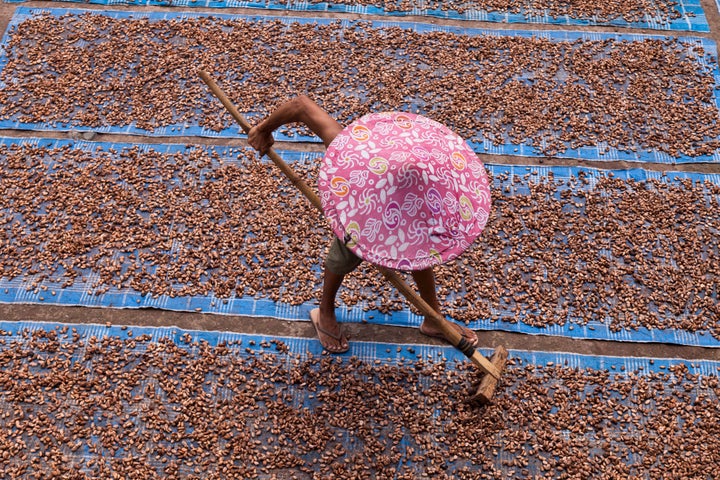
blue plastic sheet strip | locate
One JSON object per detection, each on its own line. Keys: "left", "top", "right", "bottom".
{"left": 0, "top": 319, "right": 717, "bottom": 477}
{"left": 0, "top": 8, "right": 719, "bottom": 164}
{"left": 1, "top": 0, "right": 709, "bottom": 32}
{"left": 1, "top": 319, "right": 718, "bottom": 379}
{"left": 0, "top": 137, "right": 718, "bottom": 347}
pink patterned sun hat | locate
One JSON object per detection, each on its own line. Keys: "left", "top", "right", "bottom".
{"left": 318, "top": 111, "right": 491, "bottom": 271}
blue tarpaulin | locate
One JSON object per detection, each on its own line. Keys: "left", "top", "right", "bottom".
{"left": 0, "top": 137, "right": 718, "bottom": 346}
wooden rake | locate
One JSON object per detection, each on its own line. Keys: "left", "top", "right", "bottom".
{"left": 199, "top": 71, "right": 507, "bottom": 404}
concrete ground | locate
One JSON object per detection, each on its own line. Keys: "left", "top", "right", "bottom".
{"left": 0, "top": 0, "right": 719, "bottom": 365}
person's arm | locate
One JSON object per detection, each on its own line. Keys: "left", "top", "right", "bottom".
{"left": 247, "top": 95, "right": 343, "bottom": 156}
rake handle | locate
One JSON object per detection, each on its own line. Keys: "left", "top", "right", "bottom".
{"left": 198, "top": 70, "right": 322, "bottom": 211}
{"left": 198, "top": 70, "right": 500, "bottom": 380}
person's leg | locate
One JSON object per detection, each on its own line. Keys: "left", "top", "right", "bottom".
{"left": 411, "top": 267, "right": 442, "bottom": 314}
{"left": 412, "top": 267, "right": 478, "bottom": 346}
{"left": 313, "top": 268, "right": 349, "bottom": 352}
{"left": 310, "top": 238, "right": 361, "bottom": 353}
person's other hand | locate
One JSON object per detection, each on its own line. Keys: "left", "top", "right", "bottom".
{"left": 247, "top": 125, "right": 274, "bottom": 157}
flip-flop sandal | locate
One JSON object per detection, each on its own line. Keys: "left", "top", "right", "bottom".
{"left": 420, "top": 322, "right": 478, "bottom": 347}
{"left": 310, "top": 308, "right": 349, "bottom": 354}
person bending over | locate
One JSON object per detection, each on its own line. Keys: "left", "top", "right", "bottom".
{"left": 248, "top": 95, "right": 479, "bottom": 353}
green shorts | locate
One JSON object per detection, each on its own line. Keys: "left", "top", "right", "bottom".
{"left": 324, "top": 237, "right": 363, "bottom": 276}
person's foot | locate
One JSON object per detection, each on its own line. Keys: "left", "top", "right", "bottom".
{"left": 310, "top": 308, "right": 349, "bottom": 353}
{"left": 419, "top": 320, "right": 478, "bottom": 347}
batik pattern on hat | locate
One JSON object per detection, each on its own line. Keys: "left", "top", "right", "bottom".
{"left": 318, "top": 111, "right": 491, "bottom": 271}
